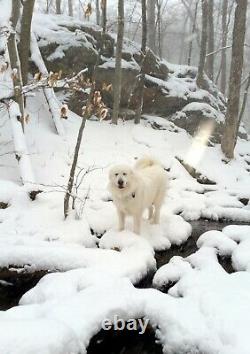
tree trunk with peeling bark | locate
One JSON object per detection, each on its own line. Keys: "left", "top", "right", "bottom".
{"left": 112, "top": 0, "right": 124, "bottom": 124}
{"left": 221, "top": 0, "right": 248, "bottom": 159}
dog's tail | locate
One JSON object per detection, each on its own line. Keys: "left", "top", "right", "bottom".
{"left": 134, "top": 156, "right": 161, "bottom": 170}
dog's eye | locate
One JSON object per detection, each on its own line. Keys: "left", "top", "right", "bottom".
{"left": 115, "top": 173, "right": 119, "bottom": 177}
{"left": 123, "top": 173, "right": 127, "bottom": 176}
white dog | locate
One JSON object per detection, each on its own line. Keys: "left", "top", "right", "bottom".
{"left": 108, "top": 157, "right": 167, "bottom": 234}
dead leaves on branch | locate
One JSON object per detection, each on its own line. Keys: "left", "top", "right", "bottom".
{"left": 84, "top": 3, "right": 92, "bottom": 20}
{"left": 60, "top": 104, "right": 68, "bottom": 119}
{"left": 31, "top": 69, "right": 111, "bottom": 121}
{"left": 0, "top": 61, "right": 9, "bottom": 73}
{"left": 82, "top": 90, "right": 108, "bottom": 121}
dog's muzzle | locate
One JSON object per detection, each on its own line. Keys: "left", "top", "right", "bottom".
{"left": 118, "top": 178, "right": 124, "bottom": 189}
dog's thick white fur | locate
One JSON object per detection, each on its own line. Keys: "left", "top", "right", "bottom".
{"left": 108, "top": 157, "right": 167, "bottom": 234}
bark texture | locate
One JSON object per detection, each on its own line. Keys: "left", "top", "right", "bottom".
{"left": 220, "top": 0, "right": 228, "bottom": 94}
{"left": 19, "top": 0, "right": 35, "bottom": 85}
{"left": 206, "top": 0, "right": 214, "bottom": 80}
{"left": 68, "top": 0, "right": 73, "bottom": 16}
{"left": 134, "top": 0, "right": 147, "bottom": 124}
{"left": 111, "top": 0, "right": 124, "bottom": 124}
{"left": 196, "top": 0, "right": 208, "bottom": 88}
{"left": 147, "top": 0, "right": 156, "bottom": 53}
{"left": 221, "top": 0, "right": 248, "bottom": 159}
{"left": 8, "top": 0, "right": 25, "bottom": 131}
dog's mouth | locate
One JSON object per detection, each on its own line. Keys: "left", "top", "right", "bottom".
{"left": 118, "top": 185, "right": 125, "bottom": 189}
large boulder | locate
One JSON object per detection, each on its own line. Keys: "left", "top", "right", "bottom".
{"left": 32, "top": 14, "right": 248, "bottom": 143}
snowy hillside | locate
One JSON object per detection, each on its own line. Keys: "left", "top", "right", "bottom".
{"left": 1, "top": 89, "right": 250, "bottom": 352}
{"left": 1, "top": 2, "right": 250, "bottom": 354}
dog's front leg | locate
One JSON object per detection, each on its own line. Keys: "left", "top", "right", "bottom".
{"left": 118, "top": 210, "right": 125, "bottom": 231}
{"left": 133, "top": 214, "right": 141, "bottom": 235}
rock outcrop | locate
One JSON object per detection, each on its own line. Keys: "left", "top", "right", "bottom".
{"left": 32, "top": 14, "right": 248, "bottom": 143}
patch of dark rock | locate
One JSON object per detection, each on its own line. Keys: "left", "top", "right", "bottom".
{"left": 217, "top": 255, "right": 235, "bottom": 274}
{"left": 0, "top": 267, "right": 50, "bottom": 310}
{"left": 87, "top": 321, "right": 163, "bottom": 354}
{"left": 29, "top": 190, "right": 42, "bottom": 201}
{"left": 239, "top": 198, "right": 249, "bottom": 206}
{"left": 135, "top": 270, "right": 156, "bottom": 289}
{"left": 0, "top": 202, "right": 8, "bottom": 209}
{"left": 156, "top": 236, "right": 198, "bottom": 270}
{"left": 156, "top": 219, "right": 245, "bottom": 270}
{"left": 150, "top": 121, "right": 167, "bottom": 130}
{"left": 176, "top": 157, "right": 216, "bottom": 185}
{"left": 177, "top": 69, "right": 196, "bottom": 79}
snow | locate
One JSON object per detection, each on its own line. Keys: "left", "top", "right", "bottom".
{"left": 98, "top": 57, "right": 140, "bottom": 71}
{"left": 1, "top": 95, "right": 249, "bottom": 353}
{"left": 2, "top": 229, "right": 250, "bottom": 354}
{"left": 182, "top": 102, "right": 225, "bottom": 123}
{"left": 1, "top": 8, "right": 250, "bottom": 354}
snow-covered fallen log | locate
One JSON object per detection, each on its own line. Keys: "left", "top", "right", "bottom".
{"left": 30, "top": 32, "right": 65, "bottom": 136}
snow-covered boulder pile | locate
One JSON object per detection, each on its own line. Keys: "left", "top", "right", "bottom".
{"left": 32, "top": 14, "right": 248, "bottom": 143}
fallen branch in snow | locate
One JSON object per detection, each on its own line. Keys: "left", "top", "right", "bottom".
{"left": 30, "top": 32, "right": 65, "bottom": 136}
{"left": 176, "top": 157, "right": 216, "bottom": 185}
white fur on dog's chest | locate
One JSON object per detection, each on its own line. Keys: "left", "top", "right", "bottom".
{"left": 115, "top": 194, "right": 137, "bottom": 215}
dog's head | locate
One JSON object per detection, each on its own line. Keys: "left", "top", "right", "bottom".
{"left": 109, "top": 165, "right": 134, "bottom": 190}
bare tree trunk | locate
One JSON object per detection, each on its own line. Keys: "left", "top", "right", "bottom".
{"left": 7, "top": 0, "right": 25, "bottom": 131}
{"left": 19, "top": 0, "right": 35, "bottom": 86}
{"left": 96, "top": 0, "right": 100, "bottom": 25}
{"left": 147, "top": 0, "right": 156, "bottom": 53}
{"left": 236, "top": 72, "right": 250, "bottom": 143}
{"left": 196, "top": 0, "right": 208, "bottom": 88}
{"left": 156, "top": 0, "right": 162, "bottom": 58}
{"left": 187, "top": 0, "right": 198, "bottom": 66}
{"left": 7, "top": 102, "right": 35, "bottom": 184}
{"left": 134, "top": 0, "right": 147, "bottom": 125}
{"left": 206, "top": 0, "right": 214, "bottom": 81}
{"left": 68, "top": 0, "right": 73, "bottom": 16}
{"left": 64, "top": 117, "right": 86, "bottom": 218}
{"left": 221, "top": 0, "right": 248, "bottom": 159}
{"left": 220, "top": 0, "right": 228, "bottom": 94}
{"left": 101, "top": 0, "right": 107, "bottom": 33}
{"left": 181, "top": 0, "right": 201, "bottom": 48}
{"left": 179, "top": 15, "right": 188, "bottom": 65}
{"left": 30, "top": 33, "right": 65, "bottom": 135}
{"left": 112, "top": 0, "right": 124, "bottom": 124}
{"left": 56, "top": 0, "right": 61, "bottom": 14}
{"left": 6, "top": 1, "right": 35, "bottom": 185}
{"left": 64, "top": 86, "right": 97, "bottom": 218}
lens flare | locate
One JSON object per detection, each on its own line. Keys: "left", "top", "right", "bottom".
{"left": 184, "top": 121, "right": 215, "bottom": 168}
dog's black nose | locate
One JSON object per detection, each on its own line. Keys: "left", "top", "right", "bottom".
{"left": 118, "top": 178, "right": 123, "bottom": 186}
